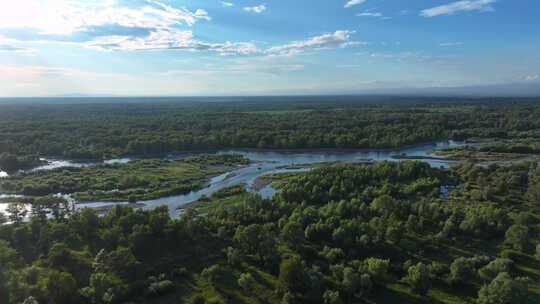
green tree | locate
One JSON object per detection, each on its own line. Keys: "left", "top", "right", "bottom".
{"left": 201, "top": 264, "right": 225, "bottom": 287}
{"left": 504, "top": 225, "right": 529, "bottom": 251}
{"left": 478, "top": 258, "right": 514, "bottom": 282}
{"left": 404, "top": 263, "right": 431, "bottom": 296}
{"left": 0, "top": 240, "right": 19, "bottom": 304}
{"left": 48, "top": 242, "right": 70, "bottom": 268}
{"left": 365, "top": 258, "right": 389, "bottom": 282}
{"left": 238, "top": 273, "right": 255, "bottom": 291}
{"left": 234, "top": 224, "right": 277, "bottom": 264}
{"left": 281, "top": 222, "right": 305, "bottom": 249}
{"left": 359, "top": 274, "right": 373, "bottom": 296}
{"left": 278, "top": 257, "right": 307, "bottom": 294}
{"left": 323, "top": 290, "right": 342, "bottom": 304}
{"left": 449, "top": 257, "right": 474, "bottom": 285}
{"left": 6, "top": 202, "right": 27, "bottom": 224}
{"left": 477, "top": 273, "right": 530, "bottom": 304}
{"left": 342, "top": 267, "right": 360, "bottom": 300}
{"left": 81, "top": 272, "right": 127, "bottom": 304}
{"left": 371, "top": 195, "right": 397, "bottom": 215}
{"left": 226, "top": 247, "right": 242, "bottom": 267}
{"left": 39, "top": 270, "right": 78, "bottom": 304}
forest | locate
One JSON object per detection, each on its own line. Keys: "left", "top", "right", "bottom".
{"left": 1, "top": 98, "right": 540, "bottom": 172}
{"left": 0, "top": 99, "right": 540, "bottom": 304}
{"left": 1, "top": 160, "right": 539, "bottom": 304}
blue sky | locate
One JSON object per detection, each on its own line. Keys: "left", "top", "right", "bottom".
{"left": 0, "top": 0, "right": 538, "bottom": 96}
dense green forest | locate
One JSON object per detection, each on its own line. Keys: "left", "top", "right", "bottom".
{"left": 1, "top": 99, "right": 540, "bottom": 172}
{"left": 1, "top": 160, "right": 539, "bottom": 304}
{"left": 1, "top": 99, "right": 540, "bottom": 304}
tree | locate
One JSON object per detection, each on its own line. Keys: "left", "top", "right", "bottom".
{"left": 0, "top": 153, "right": 20, "bottom": 172}
{"left": 278, "top": 257, "right": 307, "bottom": 294}
{"left": 234, "top": 224, "right": 277, "bottom": 265}
{"left": 6, "top": 202, "right": 27, "bottom": 224}
{"left": 359, "top": 274, "right": 373, "bottom": 296}
{"left": 281, "top": 222, "right": 305, "bottom": 249}
{"left": 48, "top": 242, "right": 70, "bottom": 268}
{"left": 449, "top": 257, "right": 474, "bottom": 285}
{"left": 81, "top": 272, "right": 127, "bottom": 304}
{"left": 31, "top": 199, "right": 49, "bottom": 223}
{"left": 365, "top": 258, "right": 389, "bottom": 282}
{"left": 385, "top": 224, "right": 403, "bottom": 244}
{"left": 39, "top": 270, "right": 78, "bottom": 304}
{"left": 404, "top": 263, "right": 431, "bottom": 296}
{"left": 22, "top": 296, "right": 39, "bottom": 304}
{"left": 226, "top": 247, "right": 242, "bottom": 267}
{"left": 504, "top": 225, "right": 529, "bottom": 251}
{"left": 0, "top": 240, "right": 19, "bottom": 304}
{"left": 478, "top": 258, "right": 514, "bottom": 282}
{"left": 371, "top": 195, "right": 397, "bottom": 215}
{"left": 342, "top": 267, "right": 360, "bottom": 300}
{"left": 477, "top": 272, "right": 530, "bottom": 304}
{"left": 535, "top": 244, "right": 540, "bottom": 260}
{"left": 238, "top": 273, "right": 255, "bottom": 291}
{"left": 323, "top": 290, "right": 342, "bottom": 304}
{"left": 201, "top": 264, "right": 225, "bottom": 287}
{"left": 190, "top": 295, "right": 206, "bottom": 304}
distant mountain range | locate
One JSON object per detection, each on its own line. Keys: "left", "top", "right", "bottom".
{"left": 0, "top": 82, "right": 539, "bottom": 102}
{"left": 351, "top": 82, "right": 540, "bottom": 97}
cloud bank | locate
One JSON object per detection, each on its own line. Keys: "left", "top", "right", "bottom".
{"left": 267, "top": 31, "right": 357, "bottom": 56}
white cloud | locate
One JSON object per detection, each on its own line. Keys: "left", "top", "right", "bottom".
{"left": 0, "top": 1, "right": 266, "bottom": 56}
{"left": 94, "top": 29, "right": 358, "bottom": 56}
{"left": 344, "top": 0, "right": 367, "bottom": 8}
{"left": 243, "top": 4, "right": 266, "bottom": 13}
{"left": 440, "top": 42, "right": 463, "bottom": 47}
{"left": 0, "top": 1, "right": 210, "bottom": 35}
{"left": 421, "top": 0, "right": 496, "bottom": 17}
{"left": 369, "top": 52, "right": 433, "bottom": 61}
{"left": 356, "top": 10, "right": 390, "bottom": 19}
{"left": 222, "top": 1, "right": 234, "bottom": 7}
{"left": 267, "top": 31, "right": 357, "bottom": 56}
{"left": 525, "top": 75, "right": 539, "bottom": 81}
{"left": 86, "top": 30, "right": 258, "bottom": 55}
{"left": 357, "top": 12, "right": 383, "bottom": 17}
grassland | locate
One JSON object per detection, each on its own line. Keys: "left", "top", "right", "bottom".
{"left": 0, "top": 154, "right": 248, "bottom": 202}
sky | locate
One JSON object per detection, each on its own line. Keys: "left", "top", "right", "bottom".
{"left": 0, "top": 0, "right": 539, "bottom": 96}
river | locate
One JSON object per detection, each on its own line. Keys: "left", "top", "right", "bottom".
{"left": 1, "top": 140, "right": 463, "bottom": 218}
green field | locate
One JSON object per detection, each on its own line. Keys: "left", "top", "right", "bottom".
{"left": 0, "top": 154, "right": 248, "bottom": 202}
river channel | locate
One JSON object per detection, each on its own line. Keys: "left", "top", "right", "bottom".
{"left": 0, "top": 140, "right": 463, "bottom": 217}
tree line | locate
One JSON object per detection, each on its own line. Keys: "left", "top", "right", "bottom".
{"left": 2, "top": 101, "right": 540, "bottom": 172}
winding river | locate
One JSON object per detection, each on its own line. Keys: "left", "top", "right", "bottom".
{"left": 0, "top": 140, "right": 463, "bottom": 218}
